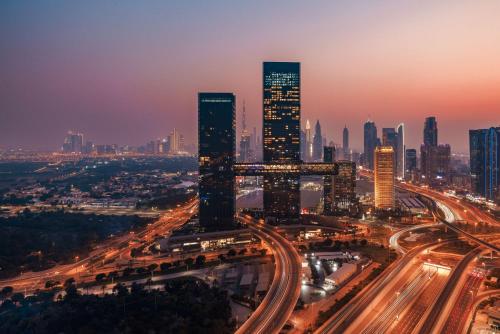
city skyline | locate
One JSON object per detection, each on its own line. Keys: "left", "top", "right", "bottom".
{"left": 2, "top": 1, "right": 500, "bottom": 152}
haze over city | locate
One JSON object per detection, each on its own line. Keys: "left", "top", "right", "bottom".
{"left": 2, "top": 0, "right": 500, "bottom": 152}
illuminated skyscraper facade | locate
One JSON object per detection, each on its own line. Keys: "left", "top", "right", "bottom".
{"left": 263, "top": 62, "right": 301, "bottom": 222}
{"left": 374, "top": 146, "right": 395, "bottom": 209}
{"left": 198, "top": 93, "right": 236, "bottom": 230}
{"left": 333, "top": 160, "right": 356, "bottom": 211}
{"left": 470, "top": 127, "right": 500, "bottom": 202}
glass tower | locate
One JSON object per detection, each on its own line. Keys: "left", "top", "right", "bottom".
{"left": 470, "top": 127, "right": 500, "bottom": 202}
{"left": 364, "top": 121, "right": 378, "bottom": 170}
{"left": 198, "top": 93, "right": 236, "bottom": 230}
{"left": 262, "top": 62, "right": 301, "bottom": 222}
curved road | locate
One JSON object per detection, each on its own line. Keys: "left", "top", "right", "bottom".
{"left": 236, "top": 216, "right": 302, "bottom": 334}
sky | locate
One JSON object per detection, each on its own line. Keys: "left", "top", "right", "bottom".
{"left": 1, "top": 1, "right": 500, "bottom": 153}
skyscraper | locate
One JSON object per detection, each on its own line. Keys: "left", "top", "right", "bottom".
{"left": 342, "top": 125, "right": 349, "bottom": 160}
{"left": 262, "top": 62, "right": 301, "bottom": 222}
{"left": 239, "top": 101, "right": 252, "bottom": 162}
{"left": 313, "top": 120, "right": 323, "bottom": 161}
{"left": 469, "top": 127, "right": 500, "bottom": 202}
{"left": 374, "top": 146, "right": 395, "bottom": 209}
{"left": 396, "top": 124, "right": 405, "bottom": 179}
{"left": 198, "top": 93, "right": 236, "bottom": 230}
{"left": 62, "top": 131, "right": 84, "bottom": 153}
{"left": 333, "top": 160, "right": 356, "bottom": 211}
{"left": 323, "top": 146, "right": 335, "bottom": 215}
{"left": 424, "top": 117, "right": 438, "bottom": 147}
{"left": 364, "top": 121, "right": 378, "bottom": 170}
{"left": 405, "top": 148, "right": 417, "bottom": 176}
{"left": 305, "top": 119, "right": 312, "bottom": 161}
{"left": 421, "top": 144, "right": 451, "bottom": 185}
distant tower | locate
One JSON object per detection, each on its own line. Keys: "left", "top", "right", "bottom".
{"left": 424, "top": 117, "right": 438, "bottom": 147}
{"left": 374, "top": 146, "right": 395, "bottom": 209}
{"left": 239, "top": 101, "right": 251, "bottom": 162}
{"left": 364, "top": 121, "right": 378, "bottom": 170}
{"left": 305, "top": 119, "right": 312, "bottom": 161}
{"left": 343, "top": 125, "right": 349, "bottom": 160}
{"left": 396, "top": 123, "right": 405, "bottom": 179}
{"left": 313, "top": 120, "right": 323, "bottom": 161}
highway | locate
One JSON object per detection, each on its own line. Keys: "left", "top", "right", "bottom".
{"left": 416, "top": 246, "right": 482, "bottom": 334}
{"left": 314, "top": 240, "right": 442, "bottom": 334}
{"left": 236, "top": 216, "right": 302, "bottom": 334}
{"left": 0, "top": 199, "right": 198, "bottom": 293}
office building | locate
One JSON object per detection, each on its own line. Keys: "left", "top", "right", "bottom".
{"left": 239, "top": 101, "right": 252, "bottom": 162}
{"left": 424, "top": 117, "right": 438, "bottom": 147}
{"left": 421, "top": 144, "right": 451, "bottom": 185}
{"left": 323, "top": 146, "right": 335, "bottom": 214}
{"left": 262, "top": 62, "right": 301, "bottom": 222}
{"left": 470, "top": 127, "right": 500, "bottom": 202}
{"left": 305, "top": 119, "right": 312, "bottom": 161}
{"left": 405, "top": 148, "right": 417, "bottom": 176}
{"left": 364, "top": 121, "right": 378, "bottom": 170}
{"left": 333, "top": 160, "right": 356, "bottom": 211}
{"left": 198, "top": 93, "right": 236, "bottom": 230}
{"left": 313, "top": 120, "right": 323, "bottom": 161}
{"left": 396, "top": 124, "right": 405, "bottom": 179}
{"left": 374, "top": 146, "right": 395, "bottom": 209}
{"left": 342, "top": 125, "right": 349, "bottom": 160}
{"left": 62, "top": 131, "right": 84, "bottom": 153}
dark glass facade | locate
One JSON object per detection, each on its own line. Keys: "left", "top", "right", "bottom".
{"left": 405, "top": 148, "right": 417, "bottom": 175}
{"left": 333, "top": 161, "right": 356, "bottom": 211}
{"left": 323, "top": 146, "right": 335, "bottom": 214}
{"left": 470, "top": 127, "right": 500, "bottom": 202}
{"left": 364, "top": 121, "right": 378, "bottom": 170}
{"left": 198, "top": 93, "right": 236, "bottom": 230}
{"left": 424, "top": 117, "right": 438, "bottom": 147}
{"left": 263, "top": 62, "right": 301, "bottom": 222}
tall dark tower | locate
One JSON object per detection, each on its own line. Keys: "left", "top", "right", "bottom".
{"left": 424, "top": 117, "right": 438, "bottom": 147}
{"left": 343, "top": 125, "right": 349, "bottom": 158}
{"left": 313, "top": 120, "right": 323, "bottom": 161}
{"left": 364, "top": 121, "right": 378, "bottom": 170}
{"left": 262, "top": 62, "right": 301, "bottom": 222}
{"left": 470, "top": 127, "right": 500, "bottom": 202}
{"left": 198, "top": 93, "right": 236, "bottom": 230}
{"left": 323, "top": 146, "right": 335, "bottom": 214}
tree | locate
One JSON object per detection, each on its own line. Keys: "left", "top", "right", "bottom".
{"left": 351, "top": 239, "right": 358, "bottom": 246}
{"left": 218, "top": 254, "right": 226, "bottom": 263}
{"left": 160, "top": 262, "right": 172, "bottom": 272}
{"left": 227, "top": 249, "right": 237, "bottom": 257}
{"left": 95, "top": 273, "right": 107, "bottom": 282}
{"left": 184, "top": 258, "right": 194, "bottom": 268}
{"left": 64, "top": 277, "right": 76, "bottom": 288}
{"left": 259, "top": 249, "right": 267, "bottom": 256}
{"left": 1, "top": 286, "right": 14, "bottom": 298}
{"left": 360, "top": 239, "right": 368, "bottom": 246}
{"left": 108, "top": 271, "right": 119, "bottom": 280}
{"left": 112, "top": 283, "right": 128, "bottom": 297}
{"left": 10, "top": 292, "right": 25, "bottom": 304}
{"left": 195, "top": 255, "right": 206, "bottom": 266}
{"left": 147, "top": 263, "right": 158, "bottom": 272}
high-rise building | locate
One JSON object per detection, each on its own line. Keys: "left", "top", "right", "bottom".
{"left": 333, "top": 160, "right": 356, "bottom": 211}
{"left": 305, "top": 119, "right": 312, "bottom": 161}
{"left": 239, "top": 101, "right": 252, "bottom": 162}
{"left": 396, "top": 124, "right": 405, "bottom": 179}
{"left": 374, "top": 146, "right": 395, "bottom": 209}
{"left": 424, "top": 117, "right": 438, "bottom": 147}
{"left": 364, "top": 121, "right": 378, "bottom": 170}
{"left": 313, "top": 120, "right": 323, "bottom": 161}
{"left": 62, "top": 131, "right": 84, "bottom": 153}
{"left": 169, "top": 128, "right": 182, "bottom": 154}
{"left": 342, "top": 125, "right": 349, "bottom": 160}
{"left": 469, "top": 127, "right": 500, "bottom": 202}
{"left": 405, "top": 148, "right": 417, "bottom": 175}
{"left": 198, "top": 93, "right": 236, "bottom": 230}
{"left": 421, "top": 144, "right": 451, "bottom": 185}
{"left": 300, "top": 130, "right": 307, "bottom": 161}
{"left": 263, "top": 62, "right": 301, "bottom": 222}
{"left": 323, "top": 146, "right": 335, "bottom": 214}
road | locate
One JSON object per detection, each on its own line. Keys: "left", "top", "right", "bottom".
{"left": 0, "top": 199, "right": 198, "bottom": 293}
{"left": 236, "top": 216, "right": 302, "bottom": 334}
{"left": 416, "top": 247, "right": 482, "bottom": 334}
